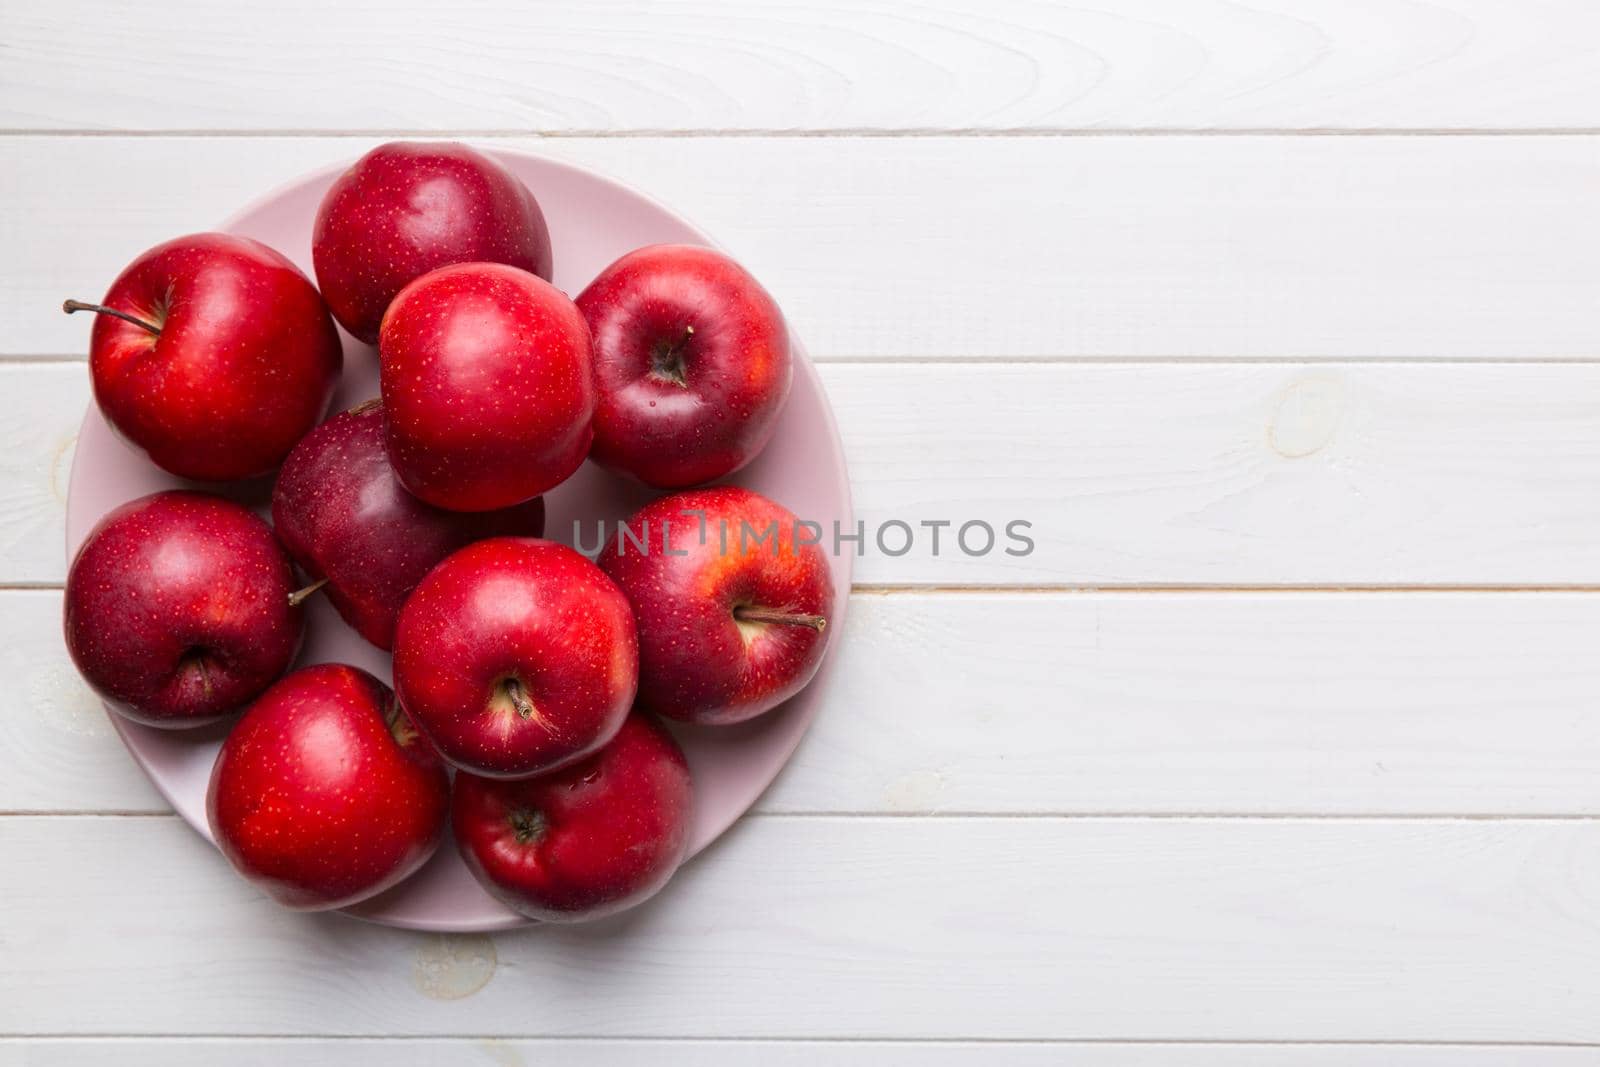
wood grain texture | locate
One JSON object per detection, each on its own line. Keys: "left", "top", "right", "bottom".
{"left": 8, "top": 1039, "right": 1600, "bottom": 1065}
{"left": 0, "top": 366, "right": 81, "bottom": 585}
{"left": 13, "top": 589, "right": 1600, "bottom": 817}
{"left": 0, "top": 591, "right": 159, "bottom": 812}
{"left": 832, "top": 361, "right": 1600, "bottom": 585}
{"left": 7, "top": 815, "right": 1600, "bottom": 1040}
{"left": 10, "top": 135, "right": 1600, "bottom": 361}
{"left": 9, "top": 18, "right": 1600, "bottom": 1046}
{"left": 13, "top": 361, "right": 1600, "bottom": 586}
{"left": 7, "top": 0, "right": 1600, "bottom": 132}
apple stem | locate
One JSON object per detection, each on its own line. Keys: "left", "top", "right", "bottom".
{"left": 287, "top": 578, "right": 328, "bottom": 607}
{"left": 385, "top": 698, "right": 419, "bottom": 747}
{"left": 62, "top": 299, "right": 161, "bottom": 336}
{"left": 193, "top": 657, "right": 214, "bottom": 698}
{"left": 733, "top": 606, "right": 828, "bottom": 632}
{"left": 503, "top": 678, "right": 537, "bottom": 720}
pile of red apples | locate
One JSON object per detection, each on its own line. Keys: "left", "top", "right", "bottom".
{"left": 61, "top": 143, "right": 834, "bottom": 922}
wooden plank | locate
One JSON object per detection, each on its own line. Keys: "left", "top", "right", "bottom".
{"left": 14, "top": 361, "right": 1600, "bottom": 586}
{"left": 9, "top": 135, "right": 1600, "bottom": 361}
{"left": 6, "top": 1039, "right": 1599, "bottom": 1065}
{"left": 5, "top": 815, "right": 1600, "bottom": 1040}
{"left": 14, "top": 589, "right": 1600, "bottom": 817}
{"left": 7, "top": 1, "right": 1600, "bottom": 132}
{"left": 0, "top": 365, "right": 83, "bottom": 585}
{"left": 771, "top": 591, "right": 1600, "bottom": 815}
{"left": 0, "top": 590, "right": 161, "bottom": 812}
{"left": 832, "top": 361, "right": 1600, "bottom": 585}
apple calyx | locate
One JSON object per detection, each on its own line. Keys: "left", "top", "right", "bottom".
{"left": 649, "top": 324, "right": 695, "bottom": 387}
{"left": 287, "top": 577, "right": 329, "bottom": 607}
{"left": 733, "top": 605, "right": 827, "bottom": 632}
{"left": 62, "top": 299, "right": 162, "bottom": 337}
{"left": 508, "top": 808, "right": 548, "bottom": 845}
{"left": 181, "top": 650, "right": 215, "bottom": 698}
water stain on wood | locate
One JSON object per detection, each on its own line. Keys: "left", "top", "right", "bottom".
{"left": 1269, "top": 376, "right": 1345, "bottom": 459}
{"left": 412, "top": 933, "right": 497, "bottom": 1000}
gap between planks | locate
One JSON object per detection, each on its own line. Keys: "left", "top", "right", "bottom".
{"left": 12, "top": 354, "right": 1600, "bottom": 366}
{"left": 15, "top": 583, "right": 1600, "bottom": 594}
{"left": 12, "top": 812, "right": 1600, "bottom": 822}
{"left": 17, "top": 583, "right": 1600, "bottom": 594}
{"left": 13, "top": 128, "right": 1600, "bottom": 139}
{"left": 5, "top": 1036, "right": 1600, "bottom": 1048}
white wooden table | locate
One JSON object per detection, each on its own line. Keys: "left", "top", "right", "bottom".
{"left": 7, "top": 2, "right": 1600, "bottom": 1062}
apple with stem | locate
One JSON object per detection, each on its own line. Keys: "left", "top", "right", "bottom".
{"left": 453, "top": 712, "right": 693, "bottom": 922}
{"left": 393, "top": 538, "right": 638, "bottom": 778}
{"left": 600, "top": 486, "right": 833, "bottom": 726}
{"left": 379, "top": 263, "right": 594, "bottom": 511}
{"left": 208, "top": 663, "right": 450, "bottom": 910}
{"left": 64, "top": 233, "right": 341, "bottom": 481}
{"left": 313, "top": 141, "right": 553, "bottom": 343}
{"left": 64, "top": 490, "right": 305, "bottom": 728}
{"left": 272, "top": 399, "right": 545, "bottom": 650}
{"left": 576, "top": 244, "right": 791, "bottom": 488}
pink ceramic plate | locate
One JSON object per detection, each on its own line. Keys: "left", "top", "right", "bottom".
{"left": 64, "top": 149, "right": 853, "bottom": 932}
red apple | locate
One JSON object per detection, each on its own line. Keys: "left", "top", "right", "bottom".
{"left": 65, "top": 233, "right": 341, "bottom": 482}
{"left": 393, "top": 538, "right": 638, "bottom": 778}
{"left": 379, "top": 263, "right": 595, "bottom": 511}
{"left": 272, "top": 399, "right": 545, "bottom": 650}
{"left": 207, "top": 663, "right": 450, "bottom": 910}
{"left": 312, "top": 141, "right": 553, "bottom": 343}
{"left": 600, "top": 486, "right": 833, "bottom": 725}
{"left": 453, "top": 712, "right": 692, "bottom": 922}
{"left": 576, "top": 244, "right": 791, "bottom": 488}
{"left": 63, "top": 491, "right": 304, "bottom": 728}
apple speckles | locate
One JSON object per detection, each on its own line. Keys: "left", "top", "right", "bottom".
{"left": 76, "top": 233, "right": 341, "bottom": 481}
{"left": 451, "top": 713, "right": 691, "bottom": 921}
{"left": 378, "top": 263, "right": 594, "bottom": 511}
{"left": 313, "top": 142, "right": 553, "bottom": 344}
{"left": 410, "top": 933, "right": 497, "bottom": 1000}
{"left": 63, "top": 491, "right": 304, "bottom": 727}
{"left": 207, "top": 664, "right": 450, "bottom": 910}
{"left": 578, "top": 244, "right": 792, "bottom": 489}
{"left": 393, "top": 538, "right": 638, "bottom": 779}
{"left": 601, "top": 486, "right": 833, "bottom": 726}
{"left": 272, "top": 402, "right": 544, "bottom": 650}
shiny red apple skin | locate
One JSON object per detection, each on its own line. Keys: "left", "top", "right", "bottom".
{"left": 393, "top": 538, "right": 638, "bottom": 778}
{"left": 63, "top": 491, "right": 304, "bottom": 728}
{"left": 312, "top": 141, "right": 553, "bottom": 344}
{"left": 576, "top": 244, "right": 791, "bottom": 488}
{"left": 272, "top": 400, "right": 546, "bottom": 650}
{"left": 600, "top": 486, "right": 833, "bottom": 726}
{"left": 453, "top": 712, "right": 692, "bottom": 922}
{"left": 379, "top": 263, "right": 595, "bottom": 511}
{"left": 207, "top": 663, "right": 450, "bottom": 911}
{"left": 80, "top": 233, "right": 342, "bottom": 482}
